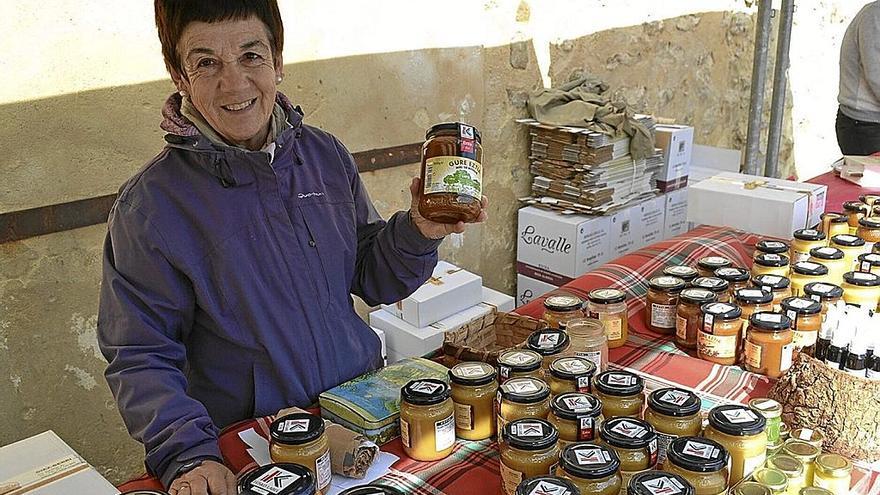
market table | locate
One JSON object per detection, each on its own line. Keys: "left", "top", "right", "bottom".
{"left": 807, "top": 169, "right": 880, "bottom": 210}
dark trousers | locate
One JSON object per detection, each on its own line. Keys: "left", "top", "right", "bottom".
{"left": 836, "top": 108, "right": 880, "bottom": 155}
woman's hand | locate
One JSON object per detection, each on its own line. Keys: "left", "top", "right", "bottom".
{"left": 168, "top": 460, "right": 236, "bottom": 495}
{"left": 408, "top": 177, "right": 489, "bottom": 240}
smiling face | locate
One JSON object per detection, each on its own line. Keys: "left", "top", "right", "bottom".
{"left": 172, "top": 16, "right": 282, "bottom": 150}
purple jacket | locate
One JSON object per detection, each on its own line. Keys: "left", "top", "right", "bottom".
{"left": 97, "top": 93, "right": 439, "bottom": 487}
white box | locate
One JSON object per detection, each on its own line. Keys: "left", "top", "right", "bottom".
{"left": 609, "top": 204, "right": 638, "bottom": 258}
{"left": 0, "top": 431, "right": 119, "bottom": 495}
{"left": 664, "top": 188, "right": 691, "bottom": 239}
{"left": 692, "top": 144, "right": 740, "bottom": 173}
{"left": 517, "top": 206, "right": 611, "bottom": 279}
{"left": 655, "top": 125, "right": 694, "bottom": 190}
{"left": 482, "top": 286, "right": 515, "bottom": 313}
{"left": 380, "top": 261, "right": 482, "bottom": 327}
{"left": 516, "top": 274, "right": 559, "bottom": 308}
{"left": 687, "top": 172, "right": 828, "bottom": 239}
{"left": 634, "top": 195, "right": 666, "bottom": 248}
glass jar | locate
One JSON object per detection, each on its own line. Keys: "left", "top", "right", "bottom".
{"left": 754, "top": 468, "right": 789, "bottom": 495}
{"left": 782, "top": 440, "right": 820, "bottom": 486}
{"left": 547, "top": 357, "right": 596, "bottom": 396}
{"left": 789, "top": 428, "right": 824, "bottom": 449}
{"left": 418, "top": 122, "right": 482, "bottom": 224}
{"left": 527, "top": 328, "right": 571, "bottom": 370}
{"left": 812, "top": 453, "right": 852, "bottom": 495}
{"left": 704, "top": 405, "right": 768, "bottom": 484}
{"left": 860, "top": 193, "right": 880, "bottom": 207}
{"left": 841, "top": 271, "right": 880, "bottom": 309}
{"left": 499, "top": 418, "right": 560, "bottom": 495}
{"left": 735, "top": 288, "right": 774, "bottom": 355}
{"left": 716, "top": 267, "right": 752, "bottom": 299}
{"left": 748, "top": 398, "right": 782, "bottom": 445}
{"left": 599, "top": 418, "right": 659, "bottom": 488}
{"left": 629, "top": 471, "right": 695, "bottom": 495}
{"left": 496, "top": 377, "right": 551, "bottom": 435}
{"left": 766, "top": 454, "right": 805, "bottom": 495}
{"left": 780, "top": 297, "right": 823, "bottom": 355}
{"left": 789, "top": 262, "right": 829, "bottom": 297}
{"left": 337, "top": 485, "right": 403, "bottom": 495}
{"left": 843, "top": 200, "right": 868, "bottom": 234}
{"left": 791, "top": 229, "right": 827, "bottom": 264}
{"left": 857, "top": 216, "right": 880, "bottom": 252}
{"left": 756, "top": 240, "right": 791, "bottom": 258}
{"left": 588, "top": 288, "right": 629, "bottom": 349}
{"left": 698, "top": 302, "right": 744, "bottom": 366}
{"left": 547, "top": 392, "right": 604, "bottom": 446}
{"left": 830, "top": 234, "right": 867, "bottom": 271}
{"left": 691, "top": 277, "right": 731, "bottom": 303}
{"left": 676, "top": 289, "right": 718, "bottom": 350}
{"left": 664, "top": 436, "right": 730, "bottom": 495}
{"left": 799, "top": 488, "right": 834, "bottom": 495}
{"left": 556, "top": 443, "right": 622, "bottom": 495}
{"left": 857, "top": 252, "right": 880, "bottom": 274}
{"left": 449, "top": 362, "right": 498, "bottom": 441}
{"left": 644, "top": 388, "right": 702, "bottom": 467}
{"left": 646, "top": 276, "right": 687, "bottom": 334}
{"left": 734, "top": 482, "right": 772, "bottom": 495}
{"left": 820, "top": 212, "right": 849, "bottom": 240}
{"left": 594, "top": 370, "right": 646, "bottom": 419}
{"left": 745, "top": 312, "right": 795, "bottom": 379}
{"left": 498, "top": 349, "right": 544, "bottom": 384}
{"left": 565, "top": 318, "right": 609, "bottom": 372}
{"left": 514, "top": 476, "right": 580, "bottom": 495}
{"left": 803, "top": 282, "right": 843, "bottom": 318}
{"left": 752, "top": 254, "right": 791, "bottom": 278}
{"left": 807, "top": 247, "right": 847, "bottom": 286}
{"left": 238, "top": 464, "right": 316, "bottom": 495}
{"left": 269, "top": 414, "right": 332, "bottom": 494}
{"left": 399, "top": 379, "right": 456, "bottom": 461}
{"left": 543, "top": 294, "right": 586, "bottom": 329}
{"left": 751, "top": 275, "right": 793, "bottom": 312}
{"left": 665, "top": 265, "right": 699, "bottom": 285}
{"left": 697, "top": 257, "right": 733, "bottom": 278}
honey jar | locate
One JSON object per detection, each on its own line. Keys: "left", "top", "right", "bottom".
{"left": 703, "top": 405, "right": 767, "bottom": 483}
{"left": 841, "top": 271, "right": 880, "bottom": 309}
{"left": 790, "top": 229, "right": 826, "bottom": 264}
{"left": 547, "top": 392, "right": 604, "bottom": 446}
{"left": 716, "top": 267, "right": 752, "bottom": 299}
{"left": 594, "top": 370, "right": 646, "bottom": 419}
{"left": 556, "top": 443, "right": 623, "bottom": 495}
{"left": 752, "top": 254, "right": 790, "bottom": 278}
{"left": 697, "top": 257, "right": 733, "bottom": 278}
{"left": 543, "top": 294, "right": 586, "bottom": 329}
{"left": 783, "top": 440, "right": 820, "bottom": 486}
{"left": 802, "top": 282, "right": 843, "bottom": 317}
{"left": 789, "top": 428, "right": 825, "bottom": 449}
{"left": 599, "top": 417, "right": 659, "bottom": 489}
{"left": 830, "top": 234, "right": 867, "bottom": 270}
{"left": 753, "top": 467, "right": 789, "bottom": 494}
{"left": 588, "top": 288, "right": 629, "bottom": 349}
{"left": 629, "top": 471, "right": 695, "bottom": 495}
{"left": 498, "top": 349, "right": 544, "bottom": 383}
{"left": 496, "top": 377, "right": 551, "bottom": 435}
{"left": 238, "top": 463, "right": 316, "bottom": 495}
{"left": 745, "top": 312, "right": 795, "bottom": 379}
{"left": 547, "top": 356, "right": 596, "bottom": 396}
{"left": 751, "top": 275, "right": 792, "bottom": 311}
{"left": 808, "top": 247, "right": 846, "bottom": 285}
{"left": 812, "top": 453, "right": 852, "bottom": 495}
{"left": 269, "top": 414, "right": 332, "bottom": 494}
{"left": 527, "top": 328, "right": 571, "bottom": 369}
{"left": 733, "top": 483, "right": 771, "bottom": 495}
{"left": 789, "top": 262, "right": 829, "bottom": 297}
{"left": 780, "top": 297, "right": 822, "bottom": 355}
{"left": 664, "top": 265, "right": 699, "bottom": 285}
{"left": 698, "top": 302, "right": 744, "bottom": 366}
{"left": 399, "top": 380, "right": 456, "bottom": 461}
{"left": 734, "top": 288, "right": 774, "bottom": 350}
{"left": 676, "top": 288, "right": 718, "bottom": 350}
{"left": 820, "top": 212, "right": 849, "bottom": 240}
{"left": 644, "top": 388, "right": 702, "bottom": 467}
{"left": 755, "top": 240, "right": 790, "bottom": 258}
{"left": 646, "top": 276, "right": 687, "bottom": 334}
{"left": 514, "top": 476, "right": 580, "bottom": 495}
{"left": 449, "top": 362, "right": 498, "bottom": 441}
{"left": 856, "top": 216, "right": 880, "bottom": 252}
{"left": 691, "top": 277, "right": 731, "bottom": 303}
{"left": 843, "top": 200, "right": 868, "bottom": 234}
{"left": 748, "top": 397, "right": 782, "bottom": 445}
{"left": 499, "top": 418, "right": 560, "bottom": 495}
{"left": 664, "top": 436, "right": 730, "bottom": 495}
{"left": 766, "top": 454, "right": 805, "bottom": 495}
{"left": 418, "top": 122, "right": 482, "bottom": 224}
{"left": 857, "top": 252, "right": 880, "bottom": 273}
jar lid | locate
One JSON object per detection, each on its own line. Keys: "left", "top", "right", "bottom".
{"left": 648, "top": 276, "right": 686, "bottom": 292}
{"left": 822, "top": 212, "right": 848, "bottom": 223}
{"left": 526, "top": 329, "right": 570, "bottom": 357}
{"left": 700, "top": 302, "right": 742, "bottom": 321}
{"left": 715, "top": 266, "right": 751, "bottom": 282}
{"left": 543, "top": 294, "right": 584, "bottom": 312}
{"left": 559, "top": 443, "right": 621, "bottom": 480}
{"left": 499, "top": 377, "right": 551, "bottom": 404}
{"left": 792, "top": 261, "right": 829, "bottom": 276}
{"left": 754, "top": 254, "right": 789, "bottom": 267}
{"left": 793, "top": 229, "right": 826, "bottom": 241}
{"left": 803, "top": 282, "right": 844, "bottom": 300}
{"left": 843, "top": 270, "right": 880, "bottom": 286}
{"left": 549, "top": 357, "right": 596, "bottom": 382}
{"left": 734, "top": 288, "right": 773, "bottom": 305}
{"left": 550, "top": 392, "right": 602, "bottom": 421}
{"left": 238, "top": 464, "right": 316, "bottom": 495}
{"left": 425, "top": 122, "right": 482, "bottom": 142}
{"left": 748, "top": 398, "right": 782, "bottom": 419}
{"left": 707, "top": 405, "right": 767, "bottom": 436}
{"left": 663, "top": 265, "right": 699, "bottom": 281}
{"left": 810, "top": 246, "right": 844, "bottom": 260}
{"left": 860, "top": 194, "right": 880, "bottom": 204}
{"left": 599, "top": 417, "right": 657, "bottom": 449}
{"left": 679, "top": 288, "right": 718, "bottom": 304}
{"left": 748, "top": 312, "right": 792, "bottom": 332}
{"left": 756, "top": 240, "right": 790, "bottom": 254}
{"left": 799, "top": 488, "right": 834, "bottom": 495}
{"left": 858, "top": 216, "right": 880, "bottom": 229}
{"left": 666, "top": 437, "right": 729, "bottom": 473}
{"left": 766, "top": 454, "right": 804, "bottom": 476}
{"left": 449, "top": 362, "right": 497, "bottom": 386}
{"left": 498, "top": 349, "right": 543, "bottom": 372}
{"left": 832, "top": 234, "right": 865, "bottom": 247}
{"left": 858, "top": 252, "right": 880, "bottom": 266}
{"left": 338, "top": 486, "right": 404, "bottom": 495}
{"left": 514, "top": 476, "right": 579, "bottom": 495}
{"left": 697, "top": 256, "right": 732, "bottom": 270}
{"left": 594, "top": 370, "right": 644, "bottom": 396}
{"left": 691, "top": 277, "right": 729, "bottom": 293}
{"left": 781, "top": 297, "right": 822, "bottom": 315}
{"left": 270, "top": 413, "right": 326, "bottom": 446}
{"left": 843, "top": 200, "right": 867, "bottom": 213}
{"left": 400, "top": 379, "right": 451, "bottom": 406}
{"left": 502, "top": 418, "right": 559, "bottom": 451}
{"left": 815, "top": 453, "right": 853, "bottom": 477}
{"left": 627, "top": 471, "right": 694, "bottom": 495}
{"left": 733, "top": 482, "right": 771, "bottom": 495}
{"left": 753, "top": 468, "right": 788, "bottom": 491}
{"left": 588, "top": 288, "right": 627, "bottom": 304}
{"left": 647, "top": 388, "right": 701, "bottom": 417}
{"left": 783, "top": 439, "right": 821, "bottom": 459}
{"left": 752, "top": 274, "right": 791, "bottom": 290}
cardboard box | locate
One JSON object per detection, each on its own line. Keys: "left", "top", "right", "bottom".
{"left": 0, "top": 431, "right": 119, "bottom": 495}
{"left": 655, "top": 124, "right": 694, "bottom": 191}
{"left": 516, "top": 274, "right": 559, "bottom": 308}
{"left": 634, "top": 195, "right": 667, "bottom": 248}
{"left": 609, "top": 205, "right": 638, "bottom": 258}
{"left": 380, "top": 261, "right": 482, "bottom": 327}
{"left": 517, "top": 206, "right": 611, "bottom": 279}
{"left": 692, "top": 144, "right": 741, "bottom": 173}
{"left": 664, "top": 188, "right": 691, "bottom": 239}
{"left": 687, "top": 172, "right": 827, "bottom": 239}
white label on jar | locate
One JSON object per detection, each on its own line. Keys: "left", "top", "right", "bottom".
{"left": 798, "top": 428, "right": 814, "bottom": 440}
{"left": 537, "top": 333, "right": 561, "bottom": 348}
{"left": 315, "top": 449, "right": 332, "bottom": 490}
{"left": 575, "top": 350, "right": 603, "bottom": 371}
{"left": 793, "top": 251, "right": 810, "bottom": 263}
{"left": 656, "top": 432, "right": 675, "bottom": 466}
{"left": 698, "top": 331, "right": 738, "bottom": 358}
{"left": 500, "top": 461, "right": 523, "bottom": 495}
{"left": 763, "top": 254, "right": 782, "bottom": 261}
{"left": 610, "top": 420, "right": 647, "bottom": 438}
{"left": 738, "top": 289, "right": 766, "bottom": 298}
{"left": 455, "top": 364, "right": 487, "bottom": 377}
{"left": 761, "top": 275, "right": 783, "bottom": 284}
{"left": 640, "top": 476, "right": 686, "bottom": 495}
{"left": 810, "top": 283, "right": 835, "bottom": 294}
{"left": 400, "top": 418, "right": 411, "bottom": 448}
{"left": 742, "top": 452, "right": 767, "bottom": 478}
{"left": 574, "top": 447, "right": 611, "bottom": 465}
{"left": 702, "top": 313, "right": 715, "bottom": 333}
{"left": 454, "top": 402, "right": 473, "bottom": 431}
{"left": 423, "top": 156, "right": 482, "bottom": 198}
{"left": 249, "top": 466, "right": 301, "bottom": 494}
{"left": 527, "top": 481, "right": 572, "bottom": 495}
{"left": 861, "top": 261, "right": 873, "bottom": 272}
{"left": 745, "top": 340, "right": 762, "bottom": 368}
{"left": 755, "top": 313, "right": 783, "bottom": 323}
{"left": 435, "top": 414, "right": 456, "bottom": 451}
{"left": 577, "top": 376, "right": 590, "bottom": 392}
{"left": 765, "top": 242, "right": 786, "bottom": 249}
{"left": 675, "top": 315, "right": 688, "bottom": 340}
{"left": 721, "top": 408, "right": 758, "bottom": 424}
{"left": 659, "top": 390, "right": 691, "bottom": 406}
{"left": 651, "top": 303, "right": 677, "bottom": 328}
{"left": 851, "top": 271, "right": 877, "bottom": 281}
{"left": 683, "top": 440, "right": 720, "bottom": 460}
{"left": 505, "top": 352, "right": 537, "bottom": 365}
{"left": 793, "top": 330, "right": 818, "bottom": 349}
{"left": 786, "top": 309, "right": 798, "bottom": 323}
{"left": 562, "top": 395, "right": 593, "bottom": 412}
{"left": 780, "top": 343, "right": 794, "bottom": 371}
{"left": 845, "top": 367, "right": 866, "bottom": 378}
{"left": 816, "top": 247, "right": 837, "bottom": 256}
{"left": 411, "top": 381, "right": 443, "bottom": 395}
{"left": 607, "top": 373, "right": 635, "bottom": 386}
{"left": 598, "top": 313, "right": 623, "bottom": 340}
{"left": 578, "top": 417, "right": 595, "bottom": 441}
{"left": 279, "top": 419, "right": 311, "bottom": 433}
{"left": 790, "top": 298, "right": 815, "bottom": 309}
{"left": 868, "top": 368, "right": 880, "bottom": 379}
{"left": 506, "top": 380, "right": 540, "bottom": 394}
{"left": 499, "top": 365, "right": 511, "bottom": 380}
{"left": 837, "top": 235, "right": 859, "bottom": 243}
{"left": 515, "top": 422, "right": 545, "bottom": 437}
{"left": 703, "top": 256, "right": 728, "bottom": 264}
{"left": 559, "top": 359, "right": 590, "bottom": 374}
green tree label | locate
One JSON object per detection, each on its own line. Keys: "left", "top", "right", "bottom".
{"left": 423, "top": 156, "right": 482, "bottom": 198}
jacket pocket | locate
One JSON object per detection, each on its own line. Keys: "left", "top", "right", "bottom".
{"left": 298, "top": 201, "right": 357, "bottom": 310}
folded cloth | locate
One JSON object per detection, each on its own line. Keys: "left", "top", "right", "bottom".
{"left": 277, "top": 406, "right": 380, "bottom": 479}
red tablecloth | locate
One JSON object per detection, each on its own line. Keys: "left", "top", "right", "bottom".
{"left": 808, "top": 170, "right": 880, "bottom": 211}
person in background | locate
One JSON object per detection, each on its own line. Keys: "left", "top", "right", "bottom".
{"left": 837, "top": 1, "right": 880, "bottom": 155}
{"left": 97, "top": 1, "right": 488, "bottom": 494}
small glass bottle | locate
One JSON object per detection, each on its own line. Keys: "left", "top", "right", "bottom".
{"left": 565, "top": 318, "right": 609, "bottom": 371}
{"left": 749, "top": 397, "right": 782, "bottom": 446}
{"left": 588, "top": 288, "right": 629, "bottom": 349}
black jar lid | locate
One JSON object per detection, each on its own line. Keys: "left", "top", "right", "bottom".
{"left": 647, "top": 388, "right": 701, "bottom": 417}
{"left": 752, "top": 274, "right": 791, "bottom": 290}
{"left": 858, "top": 216, "right": 880, "bottom": 229}
{"left": 594, "top": 370, "right": 644, "bottom": 396}
{"left": 425, "top": 122, "right": 481, "bottom": 142}
{"left": 600, "top": 417, "right": 657, "bottom": 449}
{"left": 754, "top": 254, "right": 789, "bottom": 268}
{"left": 691, "top": 277, "right": 729, "bottom": 293}
{"left": 648, "top": 276, "right": 686, "bottom": 293}
{"left": 499, "top": 377, "right": 551, "bottom": 404}
{"left": 843, "top": 200, "right": 867, "bottom": 213}
{"left": 810, "top": 246, "right": 844, "bottom": 260}
{"left": 748, "top": 312, "right": 792, "bottom": 332}
{"left": 715, "top": 267, "right": 751, "bottom": 282}
{"left": 449, "top": 362, "right": 497, "bottom": 386}
{"left": 559, "top": 443, "right": 621, "bottom": 480}
{"left": 549, "top": 357, "right": 596, "bottom": 382}
{"left": 400, "top": 379, "right": 450, "bottom": 406}
{"left": 588, "top": 288, "right": 627, "bottom": 304}
{"left": 338, "top": 485, "right": 404, "bottom": 495}
{"left": 628, "top": 471, "right": 695, "bottom": 495}
{"left": 527, "top": 329, "right": 571, "bottom": 356}
{"left": 781, "top": 297, "right": 822, "bottom": 316}
{"left": 679, "top": 288, "right": 717, "bottom": 305}
{"left": 859, "top": 252, "right": 880, "bottom": 266}
{"left": 238, "top": 464, "right": 316, "bottom": 495}
{"left": 822, "top": 212, "right": 848, "bottom": 223}
{"left": 697, "top": 256, "right": 732, "bottom": 270}
{"left": 793, "top": 229, "right": 826, "bottom": 241}
{"left": 701, "top": 302, "right": 742, "bottom": 321}
{"left": 514, "top": 476, "right": 580, "bottom": 495}
{"left": 803, "top": 282, "right": 844, "bottom": 300}
{"left": 843, "top": 270, "right": 880, "bottom": 286}
{"left": 832, "top": 234, "right": 865, "bottom": 247}
{"left": 708, "top": 405, "right": 767, "bottom": 436}
{"left": 667, "top": 437, "right": 729, "bottom": 473}
{"left": 734, "top": 288, "right": 773, "bottom": 305}
{"left": 550, "top": 392, "right": 603, "bottom": 421}
{"left": 792, "top": 261, "right": 829, "bottom": 276}
{"left": 664, "top": 265, "right": 699, "bottom": 281}
{"left": 543, "top": 294, "right": 584, "bottom": 312}
{"left": 498, "top": 349, "right": 543, "bottom": 372}
{"left": 502, "top": 418, "right": 559, "bottom": 451}
{"left": 860, "top": 194, "right": 880, "bottom": 204}
{"left": 756, "top": 240, "right": 790, "bottom": 254}
{"left": 270, "top": 413, "right": 326, "bottom": 446}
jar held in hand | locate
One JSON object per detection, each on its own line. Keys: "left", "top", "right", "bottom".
{"left": 418, "top": 122, "right": 482, "bottom": 224}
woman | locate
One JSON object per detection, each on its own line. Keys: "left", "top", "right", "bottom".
{"left": 97, "top": 2, "right": 487, "bottom": 494}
